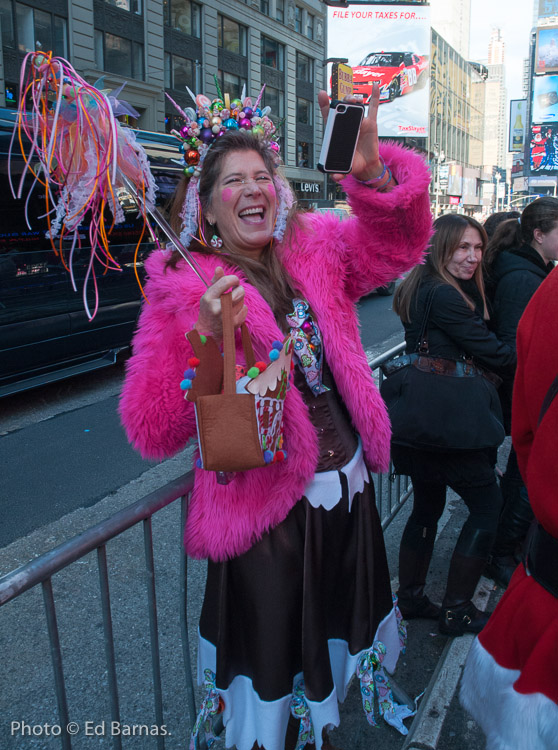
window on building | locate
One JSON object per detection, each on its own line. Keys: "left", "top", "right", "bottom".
{"left": 275, "top": 0, "right": 284, "bottom": 23}
{"left": 297, "top": 141, "right": 311, "bottom": 168}
{"left": 14, "top": 3, "right": 67, "bottom": 57}
{"left": 95, "top": 30, "right": 144, "bottom": 80}
{"left": 305, "top": 12, "right": 314, "bottom": 40}
{"left": 164, "top": 0, "right": 201, "bottom": 37}
{"left": 296, "top": 52, "right": 313, "bottom": 82}
{"left": 261, "top": 36, "right": 284, "bottom": 70}
{"left": 294, "top": 6, "right": 301, "bottom": 33}
{"left": 297, "top": 97, "right": 312, "bottom": 126}
{"left": 0, "top": 0, "right": 15, "bottom": 48}
{"left": 218, "top": 16, "right": 247, "bottom": 55}
{"left": 103, "top": 0, "right": 142, "bottom": 14}
{"left": 218, "top": 70, "right": 247, "bottom": 101}
{"left": 260, "top": 0, "right": 269, "bottom": 15}
{"left": 263, "top": 85, "right": 284, "bottom": 119}
{"left": 165, "top": 53, "right": 194, "bottom": 91}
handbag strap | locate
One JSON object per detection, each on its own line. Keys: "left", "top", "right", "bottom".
{"left": 221, "top": 292, "right": 256, "bottom": 395}
{"left": 415, "top": 285, "right": 437, "bottom": 354}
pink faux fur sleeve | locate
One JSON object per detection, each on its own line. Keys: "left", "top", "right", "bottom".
{"left": 119, "top": 269, "right": 199, "bottom": 460}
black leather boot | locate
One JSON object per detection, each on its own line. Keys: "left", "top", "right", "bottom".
{"left": 397, "top": 521, "right": 440, "bottom": 620}
{"left": 486, "top": 483, "right": 532, "bottom": 588}
{"left": 439, "top": 526, "right": 494, "bottom": 637}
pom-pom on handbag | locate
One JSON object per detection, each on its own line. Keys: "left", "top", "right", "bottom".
{"left": 182, "top": 292, "right": 293, "bottom": 473}
{"left": 379, "top": 286, "right": 505, "bottom": 452}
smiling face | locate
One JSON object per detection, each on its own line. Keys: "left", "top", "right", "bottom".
{"left": 206, "top": 150, "right": 277, "bottom": 260}
{"left": 445, "top": 226, "right": 484, "bottom": 281}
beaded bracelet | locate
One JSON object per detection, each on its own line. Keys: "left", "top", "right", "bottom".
{"left": 361, "top": 157, "right": 387, "bottom": 184}
{"left": 360, "top": 158, "right": 392, "bottom": 189}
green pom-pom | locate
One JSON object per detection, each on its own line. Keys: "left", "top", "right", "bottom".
{"left": 199, "top": 334, "right": 207, "bottom": 344}
{"left": 247, "top": 366, "right": 260, "bottom": 378}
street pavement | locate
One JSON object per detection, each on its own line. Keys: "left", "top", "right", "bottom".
{"left": 0, "top": 384, "right": 510, "bottom": 750}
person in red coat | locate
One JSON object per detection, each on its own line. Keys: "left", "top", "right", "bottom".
{"left": 460, "top": 266, "right": 558, "bottom": 748}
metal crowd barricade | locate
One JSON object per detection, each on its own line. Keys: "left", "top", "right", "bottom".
{"left": 0, "top": 343, "right": 412, "bottom": 750}
{"left": 369, "top": 342, "right": 414, "bottom": 529}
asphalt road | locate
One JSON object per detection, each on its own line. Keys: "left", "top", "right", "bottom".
{"left": 0, "top": 290, "right": 404, "bottom": 548}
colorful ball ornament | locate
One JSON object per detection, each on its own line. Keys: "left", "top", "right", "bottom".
{"left": 200, "top": 128, "right": 214, "bottom": 143}
{"left": 231, "top": 98, "right": 242, "bottom": 110}
{"left": 239, "top": 118, "right": 252, "bottom": 130}
{"left": 180, "top": 126, "right": 189, "bottom": 138}
{"left": 223, "top": 118, "right": 239, "bottom": 130}
{"left": 185, "top": 149, "right": 200, "bottom": 164}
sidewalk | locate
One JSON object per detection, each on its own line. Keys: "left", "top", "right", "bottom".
{"left": 0, "top": 442, "right": 508, "bottom": 749}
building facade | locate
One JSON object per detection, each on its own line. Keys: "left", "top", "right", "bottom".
{"left": 429, "top": 28, "right": 490, "bottom": 216}
{"left": 0, "top": 0, "right": 329, "bottom": 203}
{"left": 429, "top": 0, "right": 470, "bottom": 60}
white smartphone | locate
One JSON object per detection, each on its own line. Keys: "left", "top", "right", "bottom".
{"left": 317, "top": 101, "right": 364, "bottom": 174}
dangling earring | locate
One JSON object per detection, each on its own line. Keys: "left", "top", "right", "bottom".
{"left": 210, "top": 232, "right": 223, "bottom": 249}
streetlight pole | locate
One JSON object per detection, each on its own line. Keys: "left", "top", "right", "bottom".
{"left": 495, "top": 172, "right": 501, "bottom": 213}
{"left": 433, "top": 145, "right": 445, "bottom": 218}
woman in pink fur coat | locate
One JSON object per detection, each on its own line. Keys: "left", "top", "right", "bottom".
{"left": 120, "top": 86, "right": 432, "bottom": 750}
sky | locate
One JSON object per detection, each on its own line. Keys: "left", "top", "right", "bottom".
{"left": 469, "top": 0, "right": 534, "bottom": 103}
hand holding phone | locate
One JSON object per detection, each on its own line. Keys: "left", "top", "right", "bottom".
{"left": 317, "top": 85, "right": 390, "bottom": 188}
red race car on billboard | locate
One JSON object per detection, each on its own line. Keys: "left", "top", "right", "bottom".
{"left": 352, "top": 51, "right": 429, "bottom": 103}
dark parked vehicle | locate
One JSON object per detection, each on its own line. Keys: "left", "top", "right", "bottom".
{"left": 0, "top": 109, "right": 183, "bottom": 397}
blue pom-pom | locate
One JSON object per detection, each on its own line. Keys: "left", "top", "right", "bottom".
{"left": 184, "top": 368, "right": 196, "bottom": 379}
{"left": 195, "top": 458, "right": 203, "bottom": 469}
{"left": 180, "top": 378, "right": 192, "bottom": 390}
{"left": 272, "top": 340, "right": 283, "bottom": 350}
{"left": 269, "top": 349, "right": 280, "bottom": 361}
{"left": 263, "top": 450, "right": 274, "bottom": 464}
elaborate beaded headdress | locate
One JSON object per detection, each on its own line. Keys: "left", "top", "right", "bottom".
{"left": 166, "top": 77, "right": 295, "bottom": 251}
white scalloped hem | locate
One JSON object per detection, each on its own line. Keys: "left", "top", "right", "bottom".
{"left": 196, "top": 605, "right": 403, "bottom": 750}
{"left": 460, "top": 637, "right": 558, "bottom": 750}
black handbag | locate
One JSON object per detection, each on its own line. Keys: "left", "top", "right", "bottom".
{"left": 380, "top": 287, "right": 505, "bottom": 452}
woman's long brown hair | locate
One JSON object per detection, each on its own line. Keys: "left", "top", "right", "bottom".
{"left": 393, "top": 214, "right": 489, "bottom": 323}
{"left": 484, "top": 196, "right": 558, "bottom": 269}
{"left": 166, "top": 130, "right": 300, "bottom": 325}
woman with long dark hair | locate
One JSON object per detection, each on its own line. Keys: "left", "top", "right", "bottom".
{"left": 483, "top": 198, "right": 558, "bottom": 588}
{"left": 391, "top": 214, "right": 515, "bottom": 636}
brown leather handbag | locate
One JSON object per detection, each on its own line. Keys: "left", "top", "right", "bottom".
{"left": 184, "top": 292, "right": 292, "bottom": 472}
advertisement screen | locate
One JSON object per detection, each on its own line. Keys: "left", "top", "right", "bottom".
{"left": 509, "top": 99, "right": 527, "bottom": 152}
{"left": 530, "top": 124, "right": 558, "bottom": 174}
{"left": 327, "top": 3, "right": 430, "bottom": 138}
{"left": 535, "top": 27, "right": 558, "bottom": 74}
{"left": 538, "top": 0, "right": 558, "bottom": 19}
{"left": 532, "top": 74, "right": 558, "bottom": 124}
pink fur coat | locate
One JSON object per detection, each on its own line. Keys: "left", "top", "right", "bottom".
{"left": 119, "top": 142, "right": 432, "bottom": 561}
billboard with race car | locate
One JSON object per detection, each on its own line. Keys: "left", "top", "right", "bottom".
{"left": 327, "top": 3, "right": 430, "bottom": 138}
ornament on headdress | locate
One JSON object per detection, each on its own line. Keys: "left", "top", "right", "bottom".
{"left": 166, "top": 76, "right": 295, "bottom": 251}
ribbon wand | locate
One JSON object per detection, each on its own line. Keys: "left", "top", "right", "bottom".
{"left": 11, "top": 50, "right": 211, "bottom": 320}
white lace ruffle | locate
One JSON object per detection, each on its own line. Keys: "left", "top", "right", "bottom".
{"left": 303, "top": 438, "right": 369, "bottom": 512}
